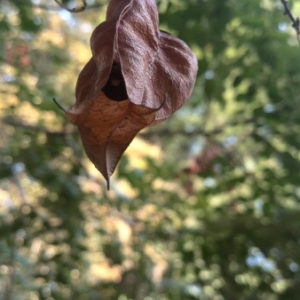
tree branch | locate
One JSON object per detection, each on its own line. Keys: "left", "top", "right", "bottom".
{"left": 139, "top": 118, "right": 255, "bottom": 140}
{"left": 280, "top": 0, "right": 300, "bottom": 35}
{"left": 6, "top": 0, "right": 104, "bottom": 12}
{"left": 54, "top": 0, "right": 86, "bottom": 13}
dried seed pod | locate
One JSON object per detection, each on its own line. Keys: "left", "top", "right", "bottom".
{"left": 66, "top": 0, "right": 198, "bottom": 189}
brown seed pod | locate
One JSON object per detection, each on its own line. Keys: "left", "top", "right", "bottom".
{"left": 66, "top": 0, "right": 198, "bottom": 189}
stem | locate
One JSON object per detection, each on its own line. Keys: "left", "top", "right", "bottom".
{"left": 54, "top": 0, "right": 87, "bottom": 13}
{"left": 280, "top": 0, "right": 300, "bottom": 35}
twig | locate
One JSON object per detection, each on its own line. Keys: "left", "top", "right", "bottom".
{"left": 5, "top": 0, "right": 103, "bottom": 12}
{"left": 54, "top": 0, "right": 87, "bottom": 13}
{"left": 280, "top": 0, "right": 300, "bottom": 41}
{"left": 5, "top": 0, "right": 60, "bottom": 11}
{"left": 139, "top": 118, "right": 255, "bottom": 140}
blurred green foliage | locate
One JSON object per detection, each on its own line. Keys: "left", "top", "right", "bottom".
{"left": 1, "top": 0, "right": 300, "bottom": 299}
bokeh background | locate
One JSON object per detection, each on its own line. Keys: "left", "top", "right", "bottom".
{"left": 1, "top": 0, "right": 300, "bottom": 299}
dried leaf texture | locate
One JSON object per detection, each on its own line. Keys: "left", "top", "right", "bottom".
{"left": 114, "top": 2, "right": 198, "bottom": 120}
{"left": 66, "top": 0, "right": 198, "bottom": 188}
{"left": 66, "top": 92, "right": 156, "bottom": 189}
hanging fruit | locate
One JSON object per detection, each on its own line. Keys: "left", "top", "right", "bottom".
{"left": 65, "top": 0, "right": 198, "bottom": 189}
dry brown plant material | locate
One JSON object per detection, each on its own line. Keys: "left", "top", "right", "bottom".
{"left": 66, "top": 0, "right": 198, "bottom": 189}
